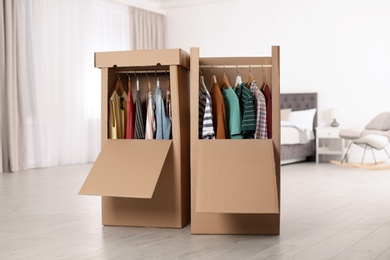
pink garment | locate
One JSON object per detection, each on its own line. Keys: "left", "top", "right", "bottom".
{"left": 126, "top": 89, "right": 135, "bottom": 139}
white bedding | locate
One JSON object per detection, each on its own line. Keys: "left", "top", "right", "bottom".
{"left": 281, "top": 121, "right": 314, "bottom": 145}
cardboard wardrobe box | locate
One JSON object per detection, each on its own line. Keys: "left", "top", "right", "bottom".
{"left": 79, "top": 49, "right": 191, "bottom": 228}
{"left": 190, "top": 46, "right": 281, "bottom": 234}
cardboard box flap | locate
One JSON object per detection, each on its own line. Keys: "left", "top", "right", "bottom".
{"left": 94, "top": 49, "right": 190, "bottom": 69}
{"left": 79, "top": 140, "right": 172, "bottom": 198}
{"left": 196, "top": 140, "right": 279, "bottom": 214}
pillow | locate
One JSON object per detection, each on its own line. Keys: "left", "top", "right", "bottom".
{"left": 288, "top": 108, "right": 316, "bottom": 130}
{"left": 281, "top": 109, "right": 292, "bottom": 121}
{"left": 339, "top": 128, "right": 361, "bottom": 139}
{"left": 365, "top": 112, "right": 390, "bottom": 131}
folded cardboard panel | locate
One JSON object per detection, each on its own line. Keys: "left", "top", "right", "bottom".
{"left": 79, "top": 139, "right": 172, "bottom": 198}
{"left": 101, "top": 146, "right": 186, "bottom": 228}
{"left": 94, "top": 49, "right": 190, "bottom": 68}
{"left": 196, "top": 140, "right": 279, "bottom": 214}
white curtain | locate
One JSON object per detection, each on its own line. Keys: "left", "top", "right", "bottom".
{"left": 0, "top": 0, "right": 29, "bottom": 173}
{"left": 1, "top": 0, "right": 166, "bottom": 172}
{"left": 7, "top": 0, "right": 132, "bottom": 171}
{"left": 133, "top": 7, "right": 165, "bottom": 50}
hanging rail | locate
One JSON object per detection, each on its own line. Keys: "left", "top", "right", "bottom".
{"left": 199, "top": 65, "right": 272, "bottom": 69}
{"left": 116, "top": 70, "right": 169, "bottom": 75}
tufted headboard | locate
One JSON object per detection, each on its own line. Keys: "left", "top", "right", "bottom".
{"left": 280, "top": 92, "right": 318, "bottom": 130}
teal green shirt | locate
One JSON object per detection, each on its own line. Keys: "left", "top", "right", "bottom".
{"left": 235, "top": 83, "right": 256, "bottom": 139}
{"left": 221, "top": 86, "right": 243, "bottom": 139}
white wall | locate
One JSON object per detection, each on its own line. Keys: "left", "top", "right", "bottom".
{"left": 165, "top": 0, "right": 390, "bottom": 131}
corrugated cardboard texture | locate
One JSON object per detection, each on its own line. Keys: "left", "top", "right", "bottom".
{"left": 80, "top": 49, "right": 191, "bottom": 228}
{"left": 189, "top": 46, "right": 281, "bottom": 234}
{"left": 101, "top": 146, "right": 184, "bottom": 228}
{"left": 79, "top": 140, "right": 172, "bottom": 198}
{"left": 94, "top": 49, "right": 190, "bottom": 69}
{"left": 196, "top": 140, "right": 279, "bottom": 214}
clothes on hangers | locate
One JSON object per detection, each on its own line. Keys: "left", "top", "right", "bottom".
{"left": 235, "top": 83, "right": 256, "bottom": 139}
{"left": 210, "top": 82, "right": 227, "bottom": 139}
{"left": 126, "top": 89, "right": 135, "bottom": 139}
{"left": 155, "top": 84, "right": 172, "bottom": 140}
{"left": 109, "top": 89, "right": 128, "bottom": 139}
{"left": 221, "top": 86, "right": 243, "bottom": 139}
{"left": 249, "top": 81, "right": 268, "bottom": 139}
{"left": 134, "top": 89, "right": 145, "bottom": 139}
{"left": 199, "top": 77, "right": 215, "bottom": 139}
{"left": 262, "top": 83, "right": 272, "bottom": 139}
{"left": 145, "top": 90, "right": 156, "bottom": 139}
{"left": 166, "top": 88, "right": 172, "bottom": 120}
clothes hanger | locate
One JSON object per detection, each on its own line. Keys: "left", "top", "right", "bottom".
{"left": 145, "top": 72, "right": 151, "bottom": 92}
{"left": 234, "top": 65, "right": 242, "bottom": 90}
{"left": 211, "top": 66, "right": 217, "bottom": 85}
{"left": 200, "top": 76, "right": 207, "bottom": 91}
{"left": 134, "top": 71, "right": 139, "bottom": 91}
{"left": 261, "top": 65, "right": 267, "bottom": 90}
{"left": 209, "top": 66, "right": 219, "bottom": 92}
{"left": 126, "top": 72, "right": 131, "bottom": 94}
{"left": 246, "top": 65, "right": 254, "bottom": 88}
{"left": 115, "top": 73, "right": 124, "bottom": 95}
{"left": 221, "top": 66, "right": 230, "bottom": 89}
{"left": 165, "top": 70, "right": 170, "bottom": 92}
{"left": 155, "top": 70, "right": 160, "bottom": 89}
{"left": 199, "top": 69, "right": 207, "bottom": 91}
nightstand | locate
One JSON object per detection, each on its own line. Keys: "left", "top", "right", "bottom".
{"left": 316, "top": 127, "right": 346, "bottom": 163}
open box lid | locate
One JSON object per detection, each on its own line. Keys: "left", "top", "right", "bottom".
{"left": 94, "top": 49, "right": 190, "bottom": 69}
{"left": 79, "top": 139, "right": 172, "bottom": 198}
{"left": 196, "top": 140, "right": 279, "bottom": 214}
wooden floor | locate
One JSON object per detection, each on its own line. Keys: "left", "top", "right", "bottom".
{"left": 1, "top": 163, "right": 390, "bottom": 259}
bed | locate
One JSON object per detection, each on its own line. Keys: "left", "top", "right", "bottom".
{"left": 280, "top": 93, "right": 318, "bottom": 164}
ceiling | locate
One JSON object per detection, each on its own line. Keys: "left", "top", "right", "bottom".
{"left": 113, "top": 0, "right": 232, "bottom": 15}
{"left": 149, "top": 0, "right": 224, "bottom": 8}
{"left": 115, "top": 0, "right": 229, "bottom": 11}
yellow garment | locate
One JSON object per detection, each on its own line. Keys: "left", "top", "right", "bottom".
{"left": 109, "top": 90, "right": 128, "bottom": 139}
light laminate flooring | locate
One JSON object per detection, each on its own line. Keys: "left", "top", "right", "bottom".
{"left": 1, "top": 163, "right": 390, "bottom": 259}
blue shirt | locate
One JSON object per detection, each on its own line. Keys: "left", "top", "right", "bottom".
{"left": 154, "top": 85, "right": 172, "bottom": 139}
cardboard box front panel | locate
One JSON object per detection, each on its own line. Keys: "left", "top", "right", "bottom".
{"left": 189, "top": 47, "right": 281, "bottom": 234}
{"left": 196, "top": 140, "right": 279, "bottom": 214}
{"left": 101, "top": 147, "right": 185, "bottom": 228}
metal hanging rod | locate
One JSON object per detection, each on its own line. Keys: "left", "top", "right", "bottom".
{"left": 199, "top": 65, "right": 272, "bottom": 69}
{"left": 116, "top": 70, "right": 169, "bottom": 75}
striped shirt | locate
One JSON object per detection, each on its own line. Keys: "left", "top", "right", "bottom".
{"left": 235, "top": 83, "right": 256, "bottom": 139}
{"left": 134, "top": 90, "right": 145, "bottom": 139}
{"left": 199, "top": 83, "right": 215, "bottom": 139}
{"left": 250, "top": 81, "right": 268, "bottom": 139}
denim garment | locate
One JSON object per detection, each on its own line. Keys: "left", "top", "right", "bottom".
{"left": 155, "top": 85, "right": 172, "bottom": 139}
